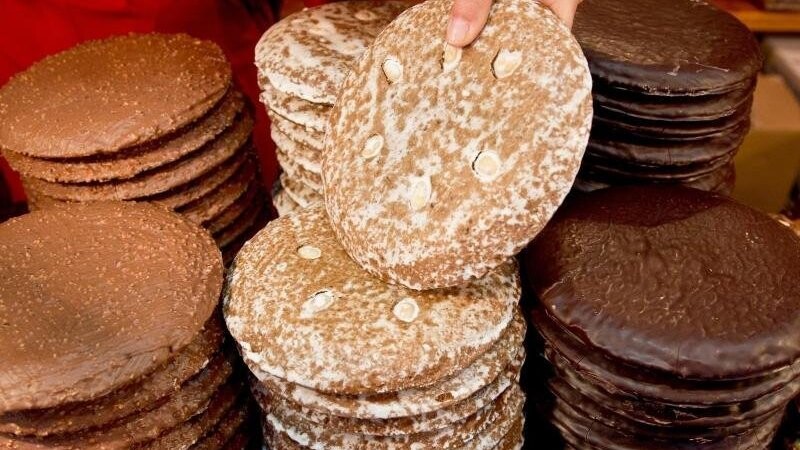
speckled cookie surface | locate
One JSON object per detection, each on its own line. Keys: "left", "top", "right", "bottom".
{"left": 0, "top": 202, "right": 222, "bottom": 412}
{"left": 249, "top": 344, "right": 526, "bottom": 425}
{"left": 148, "top": 149, "right": 251, "bottom": 210}
{"left": 0, "top": 33, "right": 231, "bottom": 158}
{"left": 323, "top": 0, "right": 592, "bottom": 289}
{"left": 0, "top": 356, "right": 235, "bottom": 449}
{"left": 255, "top": 1, "right": 409, "bottom": 104}
{"left": 180, "top": 159, "right": 256, "bottom": 225}
{"left": 252, "top": 367, "right": 519, "bottom": 436}
{"left": 573, "top": 0, "right": 762, "bottom": 94}
{"left": 273, "top": 187, "right": 301, "bottom": 217}
{"left": 223, "top": 204, "right": 520, "bottom": 395}
{"left": 0, "top": 316, "right": 224, "bottom": 436}
{"left": 261, "top": 84, "right": 331, "bottom": 132}
{"left": 525, "top": 186, "right": 800, "bottom": 379}
{"left": 24, "top": 114, "right": 253, "bottom": 201}
{"left": 2, "top": 91, "right": 244, "bottom": 184}
{"left": 281, "top": 173, "right": 323, "bottom": 207}
{"left": 264, "top": 382, "right": 524, "bottom": 450}
{"left": 269, "top": 112, "right": 326, "bottom": 150}
{"left": 252, "top": 317, "right": 525, "bottom": 419}
{"left": 272, "top": 127, "right": 322, "bottom": 174}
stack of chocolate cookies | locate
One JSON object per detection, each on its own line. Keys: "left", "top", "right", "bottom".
{"left": 224, "top": 205, "right": 526, "bottom": 449}
{"left": 523, "top": 186, "right": 800, "bottom": 448}
{"left": 0, "top": 33, "right": 265, "bottom": 262}
{"left": 571, "top": 0, "right": 762, "bottom": 194}
{"left": 254, "top": 1, "right": 408, "bottom": 215}
{"left": 0, "top": 202, "right": 252, "bottom": 449}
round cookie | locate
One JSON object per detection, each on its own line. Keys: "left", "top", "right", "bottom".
{"left": 0, "top": 316, "right": 225, "bottom": 436}
{"left": 323, "top": 0, "right": 592, "bottom": 289}
{"left": 255, "top": 1, "right": 410, "bottom": 105}
{"left": 147, "top": 149, "right": 251, "bottom": 210}
{"left": 214, "top": 200, "right": 265, "bottom": 249}
{"left": 592, "top": 104, "right": 751, "bottom": 141}
{"left": 207, "top": 181, "right": 262, "bottom": 235}
{"left": 2, "top": 91, "right": 244, "bottom": 183}
{"left": 261, "top": 85, "right": 331, "bottom": 132}
{"left": 525, "top": 186, "right": 800, "bottom": 379}
{"left": 141, "top": 381, "right": 246, "bottom": 450}
{"left": 0, "top": 202, "right": 222, "bottom": 412}
{"left": 272, "top": 127, "right": 322, "bottom": 174}
{"left": 0, "top": 33, "right": 231, "bottom": 158}
{"left": 269, "top": 111, "right": 326, "bottom": 151}
{"left": 23, "top": 114, "right": 253, "bottom": 201}
{"left": 223, "top": 204, "right": 520, "bottom": 395}
{"left": 264, "top": 382, "right": 524, "bottom": 450}
{"left": 179, "top": 159, "right": 257, "bottom": 225}
{"left": 281, "top": 173, "right": 322, "bottom": 207}
{"left": 591, "top": 80, "right": 755, "bottom": 121}
{"left": 573, "top": 0, "right": 762, "bottom": 95}
{"left": 252, "top": 316, "right": 525, "bottom": 420}
{"left": 251, "top": 365, "right": 519, "bottom": 436}
{"left": 0, "top": 356, "right": 235, "bottom": 449}
{"left": 272, "top": 187, "right": 300, "bottom": 217}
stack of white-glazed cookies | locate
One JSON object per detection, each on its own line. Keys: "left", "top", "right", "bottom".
{"left": 224, "top": 205, "right": 526, "bottom": 449}
{"left": 232, "top": 0, "right": 593, "bottom": 447}
{"left": 255, "top": 1, "right": 408, "bottom": 215}
{"left": 0, "top": 33, "right": 265, "bottom": 263}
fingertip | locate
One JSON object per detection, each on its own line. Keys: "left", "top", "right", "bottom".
{"left": 446, "top": 16, "right": 472, "bottom": 47}
{"left": 446, "top": 0, "right": 491, "bottom": 47}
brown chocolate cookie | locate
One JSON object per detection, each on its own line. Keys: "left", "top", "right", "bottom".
{"left": 0, "top": 33, "right": 231, "bottom": 158}
{"left": 573, "top": 0, "right": 762, "bottom": 95}
{"left": 0, "top": 202, "right": 222, "bottom": 412}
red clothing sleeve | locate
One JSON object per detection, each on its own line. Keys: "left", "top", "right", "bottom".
{"left": 0, "top": 0, "right": 278, "bottom": 205}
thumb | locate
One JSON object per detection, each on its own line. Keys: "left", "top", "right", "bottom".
{"left": 446, "top": 0, "right": 492, "bottom": 47}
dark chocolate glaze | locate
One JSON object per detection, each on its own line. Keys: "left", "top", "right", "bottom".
{"left": 575, "top": 162, "right": 736, "bottom": 194}
{"left": 526, "top": 186, "right": 800, "bottom": 380}
{"left": 592, "top": 78, "right": 755, "bottom": 121}
{"left": 573, "top": 0, "right": 762, "bottom": 95}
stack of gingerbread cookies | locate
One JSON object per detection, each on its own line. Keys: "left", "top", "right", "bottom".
{"left": 229, "top": 0, "right": 594, "bottom": 447}
{"left": 255, "top": 1, "right": 408, "bottom": 215}
{"left": 571, "top": 0, "right": 761, "bottom": 193}
{"left": 0, "top": 202, "right": 252, "bottom": 449}
{"left": 524, "top": 186, "right": 800, "bottom": 448}
{"left": 225, "top": 205, "right": 526, "bottom": 449}
{"left": 0, "top": 33, "right": 265, "bottom": 262}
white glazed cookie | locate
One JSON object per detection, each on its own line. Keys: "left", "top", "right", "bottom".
{"left": 251, "top": 363, "right": 521, "bottom": 436}
{"left": 269, "top": 111, "right": 326, "bottom": 151}
{"left": 280, "top": 173, "right": 323, "bottom": 208}
{"left": 263, "top": 383, "right": 524, "bottom": 450}
{"left": 223, "top": 204, "right": 519, "bottom": 395}
{"left": 261, "top": 84, "right": 331, "bottom": 132}
{"left": 272, "top": 187, "right": 300, "bottom": 217}
{"left": 255, "top": 1, "right": 410, "bottom": 105}
{"left": 254, "top": 339, "right": 525, "bottom": 421}
{"left": 323, "top": 0, "right": 593, "bottom": 289}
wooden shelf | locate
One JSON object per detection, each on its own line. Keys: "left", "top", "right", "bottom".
{"left": 711, "top": 0, "right": 800, "bottom": 33}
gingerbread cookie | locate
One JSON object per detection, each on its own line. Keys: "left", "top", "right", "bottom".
{"left": 255, "top": 1, "right": 409, "bottom": 105}
{"left": 0, "top": 34, "right": 231, "bottom": 158}
{"left": 323, "top": 0, "right": 592, "bottom": 289}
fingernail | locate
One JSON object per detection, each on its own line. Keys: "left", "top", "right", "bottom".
{"left": 446, "top": 16, "right": 470, "bottom": 45}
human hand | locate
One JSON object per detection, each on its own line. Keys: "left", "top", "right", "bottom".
{"left": 446, "top": 0, "right": 582, "bottom": 47}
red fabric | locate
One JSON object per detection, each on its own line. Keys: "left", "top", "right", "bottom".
{"left": 0, "top": 0, "right": 278, "bottom": 204}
